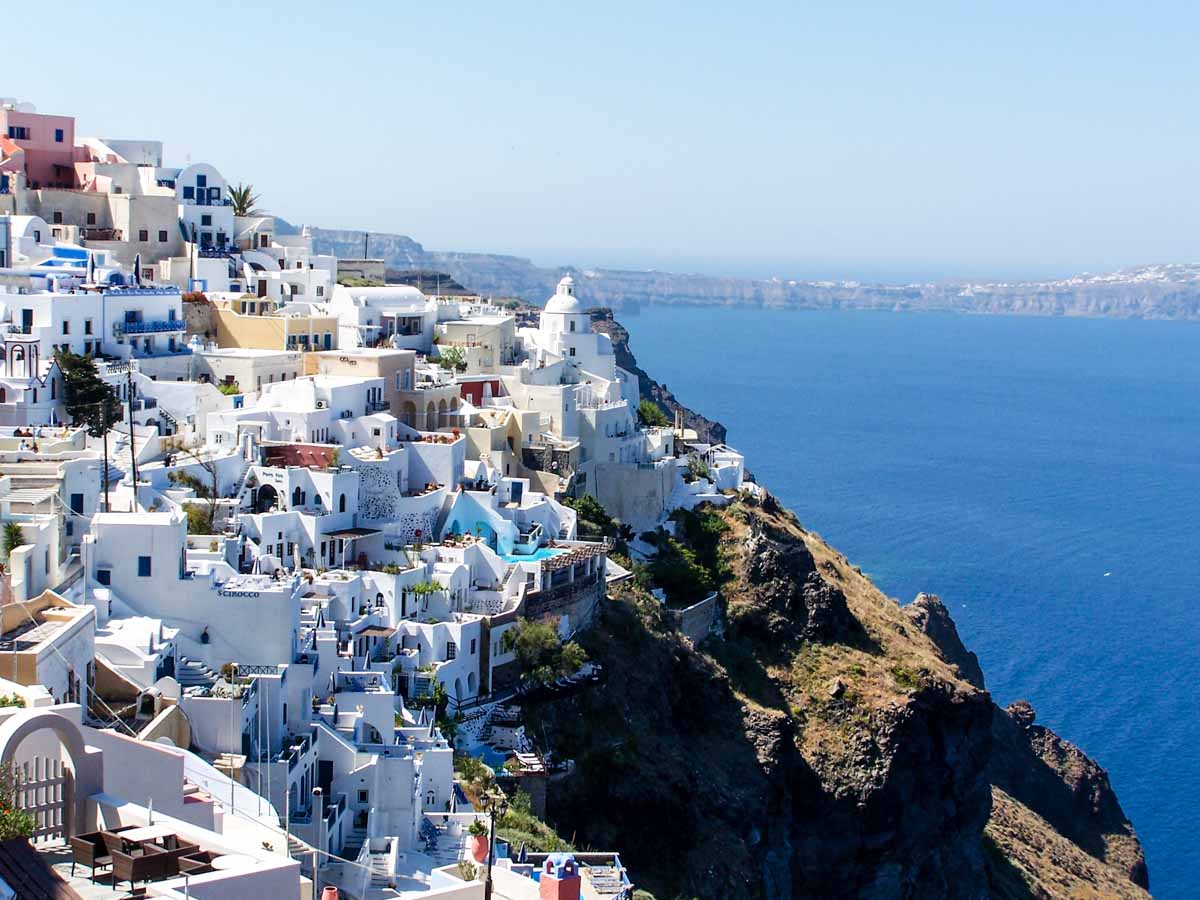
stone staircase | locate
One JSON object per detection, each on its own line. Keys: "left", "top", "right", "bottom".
{"left": 340, "top": 825, "right": 368, "bottom": 861}
{"left": 176, "top": 656, "right": 218, "bottom": 689}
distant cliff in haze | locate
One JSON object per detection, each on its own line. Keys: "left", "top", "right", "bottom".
{"left": 303, "top": 225, "right": 1200, "bottom": 319}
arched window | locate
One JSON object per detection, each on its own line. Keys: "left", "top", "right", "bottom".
{"left": 338, "top": 494, "right": 346, "bottom": 513}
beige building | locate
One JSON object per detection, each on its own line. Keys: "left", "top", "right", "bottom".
{"left": 0, "top": 590, "right": 94, "bottom": 706}
{"left": 436, "top": 310, "right": 517, "bottom": 373}
{"left": 198, "top": 348, "right": 304, "bottom": 393}
{"left": 212, "top": 296, "right": 338, "bottom": 352}
{"left": 304, "top": 347, "right": 415, "bottom": 415}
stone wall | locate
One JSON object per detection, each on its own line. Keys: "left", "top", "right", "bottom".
{"left": 667, "top": 592, "right": 721, "bottom": 644}
{"left": 183, "top": 297, "right": 214, "bottom": 339}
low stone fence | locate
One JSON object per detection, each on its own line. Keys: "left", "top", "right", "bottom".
{"left": 667, "top": 591, "right": 722, "bottom": 644}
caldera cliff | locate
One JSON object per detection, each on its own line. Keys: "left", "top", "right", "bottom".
{"left": 499, "top": 314, "right": 1149, "bottom": 899}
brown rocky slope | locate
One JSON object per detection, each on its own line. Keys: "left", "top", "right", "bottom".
{"left": 521, "top": 498, "right": 1148, "bottom": 899}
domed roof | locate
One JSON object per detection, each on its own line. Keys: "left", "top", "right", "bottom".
{"left": 544, "top": 274, "right": 582, "bottom": 314}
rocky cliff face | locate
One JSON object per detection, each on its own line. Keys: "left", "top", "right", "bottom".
{"left": 588, "top": 308, "right": 728, "bottom": 445}
{"left": 525, "top": 500, "right": 1148, "bottom": 899}
{"left": 306, "top": 224, "right": 1200, "bottom": 320}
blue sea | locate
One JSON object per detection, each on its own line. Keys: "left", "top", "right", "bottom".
{"left": 621, "top": 305, "right": 1197, "bottom": 898}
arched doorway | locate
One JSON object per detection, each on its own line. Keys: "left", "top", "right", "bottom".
{"left": 0, "top": 709, "right": 103, "bottom": 840}
{"left": 401, "top": 401, "right": 416, "bottom": 427}
{"left": 437, "top": 400, "right": 448, "bottom": 429}
{"left": 253, "top": 484, "right": 279, "bottom": 513}
{"left": 425, "top": 402, "right": 437, "bottom": 431}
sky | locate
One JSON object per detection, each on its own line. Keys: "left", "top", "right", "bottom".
{"left": 4, "top": 1, "right": 1198, "bottom": 282}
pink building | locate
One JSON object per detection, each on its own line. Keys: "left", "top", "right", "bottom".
{"left": 0, "top": 103, "right": 76, "bottom": 189}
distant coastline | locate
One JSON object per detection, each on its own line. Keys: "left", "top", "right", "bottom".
{"left": 297, "top": 222, "right": 1200, "bottom": 320}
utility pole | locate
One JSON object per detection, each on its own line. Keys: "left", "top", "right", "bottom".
{"left": 101, "top": 401, "right": 111, "bottom": 513}
{"left": 363, "top": 231, "right": 369, "bottom": 259}
{"left": 125, "top": 367, "right": 139, "bottom": 496}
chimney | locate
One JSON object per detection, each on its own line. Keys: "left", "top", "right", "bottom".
{"left": 538, "top": 853, "right": 581, "bottom": 900}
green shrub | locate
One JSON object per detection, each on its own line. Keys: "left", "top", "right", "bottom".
{"left": 637, "top": 399, "right": 669, "bottom": 427}
{"left": 502, "top": 619, "right": 587, "bottom": 685}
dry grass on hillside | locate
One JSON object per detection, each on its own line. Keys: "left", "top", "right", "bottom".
{"left": 985, "top": 787, "right": 1151, "bottom": 900}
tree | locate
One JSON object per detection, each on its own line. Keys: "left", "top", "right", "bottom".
{"left": 562, "top": 494, "right": 619, "bottom": 540}
{"left": 437, "top": 346, "right": 467, "bottom": 372}
{"left": 56, "top": 350, "right": 121, "bottom": 438}
{"left": 164, "top": 438, "right": 220, "bottom": 533}
{"left": 0, "top": 763, "right": 34, "bottom": 841}
{"left": 637, "top": 399, "right": 669, "bottom": 427}
{"left": 2, "top": 523, "right": 24, "bottom": 559}
{"left": 228, "top": 182, "right": 263, "bottom": 217}
{"left": 501, "top": 619, "right": 587, "bottom": 685}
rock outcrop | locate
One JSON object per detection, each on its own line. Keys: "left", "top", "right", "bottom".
{"left": 904, "top": 592, "right": 986, "bottom": 690}
{"left": 522, "top": 497, "right": 1148, "bottom": 899}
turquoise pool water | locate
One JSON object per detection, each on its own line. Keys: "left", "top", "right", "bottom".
{"left": 499, "top": 547, "right": 565, "bottom": 564}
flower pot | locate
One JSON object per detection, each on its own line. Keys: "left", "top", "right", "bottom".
{"left": 470, "top": 833, "right": 489, "bottom": 863}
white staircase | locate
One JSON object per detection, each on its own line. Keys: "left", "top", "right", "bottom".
{"left": 176, "top": 656, "right": 218, "bottom": 689}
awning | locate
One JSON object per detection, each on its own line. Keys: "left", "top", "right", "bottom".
{"left": 326, "top": 527, "right": 381, "bottom": 539}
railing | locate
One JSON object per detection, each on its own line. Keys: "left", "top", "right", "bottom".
{"left": 366, "top": 400, "right": 389, "bottom": 412}
{"left": 114, "top": 319, "right": 185, "bottom": 335}
{"left": 104, "top": 286, "right": 179, "bottom": 297}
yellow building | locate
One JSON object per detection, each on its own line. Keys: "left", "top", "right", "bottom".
{"left": 212, "top": 296, "right": 338, "bottom": 352}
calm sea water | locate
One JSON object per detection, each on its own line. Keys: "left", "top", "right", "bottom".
{"left": 621, "top": 305, "right": 1198, "bottom": 897}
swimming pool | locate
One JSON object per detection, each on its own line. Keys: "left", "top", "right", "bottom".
{"left": 499, "top": 547, "right": 566, "bottom": 564}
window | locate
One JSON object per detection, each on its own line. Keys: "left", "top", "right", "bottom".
{"left": 569, "top": 320, "right": 576, "bottom": 332}
{"left": 84, "top": 319, "right": 93, "bottom": 335}
{"left": 201, "top": 215, "right": 211, "bottom": 227}
{"left": 338, "top": 494, "right": 346, "bottom": 513}
{"left": 470, "top": 639, "right": 477, "bottom": 655}
{"left": 182, "top": 186, "right": 194, "bottom": 200}
{"left": 33, "top": 230, "right": 40, "bottom": 242}
{"left": 86, "top": 212, "right": 96, "bottom": 225}
{"left": 357, "top": 789, "right": 369, "bottom": 804}
{"left": 569, "top": 347, "right": 576, "bottom": 356}
{"left": 61, "top": 320, "right": 69, "bottom": 335}
{"left": 158, "top": 230, "right": 168, "bottom": 242}
{"left": 446, "top": 641, "right": 457, "bottom": 660}
{"left": 196, "top": 174, "right": 207, "bottom": 188}
{"left": 96, "top": 569, "right": 111, "bottom": 586}
{"left": 138, "top": 556, "right": 152, "bottom": 577}
{"left": 52, "top": 211, "right": 63, "bottom": 224}
{"left": 316, "top": 286, "right": 324, "bottom": 297}
{"left": 54, "top": 128, "right": 64, "bottom": 143}
{"left": 138, "top": 229, "right": 149, "bottom": 242}
{"left": 6, "top": 126, "right": 29, "bottom": 140}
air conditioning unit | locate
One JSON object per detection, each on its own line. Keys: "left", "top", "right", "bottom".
{"left": 315, "top": 400, "right": 327, "bottom": 409}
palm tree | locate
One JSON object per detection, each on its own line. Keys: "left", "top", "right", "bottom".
{"left": 228, "top": 182, "right": 263, "bottom": 217}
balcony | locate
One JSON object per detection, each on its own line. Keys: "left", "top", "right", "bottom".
{"left": 113, "top": 319, "right": 186, "bottom": 335}
{"left": 366, "top": 400, "right": 389, "bottom": 413}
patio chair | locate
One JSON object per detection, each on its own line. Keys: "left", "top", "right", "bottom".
{"left": 178, "top": 849, "right": 220, "bottom": 875}
{"left": 111, "top": 842, "right": 170, "bottom": 892}
{"left": 139, "top": 835, "right": 199, "bottom": 876}
{"left": 69, "top": 826, "right": 133, "bottom": 881}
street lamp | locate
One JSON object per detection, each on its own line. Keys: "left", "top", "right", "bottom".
{"left": 478, "top": 789, "right": 508, "bottom": 900}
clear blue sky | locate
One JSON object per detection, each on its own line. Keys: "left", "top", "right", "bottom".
{"left": 5, "top": 1, "right": 1198, "bottom": 281}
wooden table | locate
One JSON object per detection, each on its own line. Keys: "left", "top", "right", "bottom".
{"left": 118, "top": 824, "right": 176, "bottom": 843}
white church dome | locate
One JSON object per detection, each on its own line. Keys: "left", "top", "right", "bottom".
{"left": 544, "top": 274, "right": 583, "bottom": 314}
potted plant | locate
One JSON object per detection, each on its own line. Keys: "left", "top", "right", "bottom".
{"left": 467, "top": 818, "right": 489, "bottom": 863}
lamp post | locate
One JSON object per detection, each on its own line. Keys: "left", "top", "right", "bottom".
{"left": 478, "top": 789, "right": 508, "bottom": 900}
